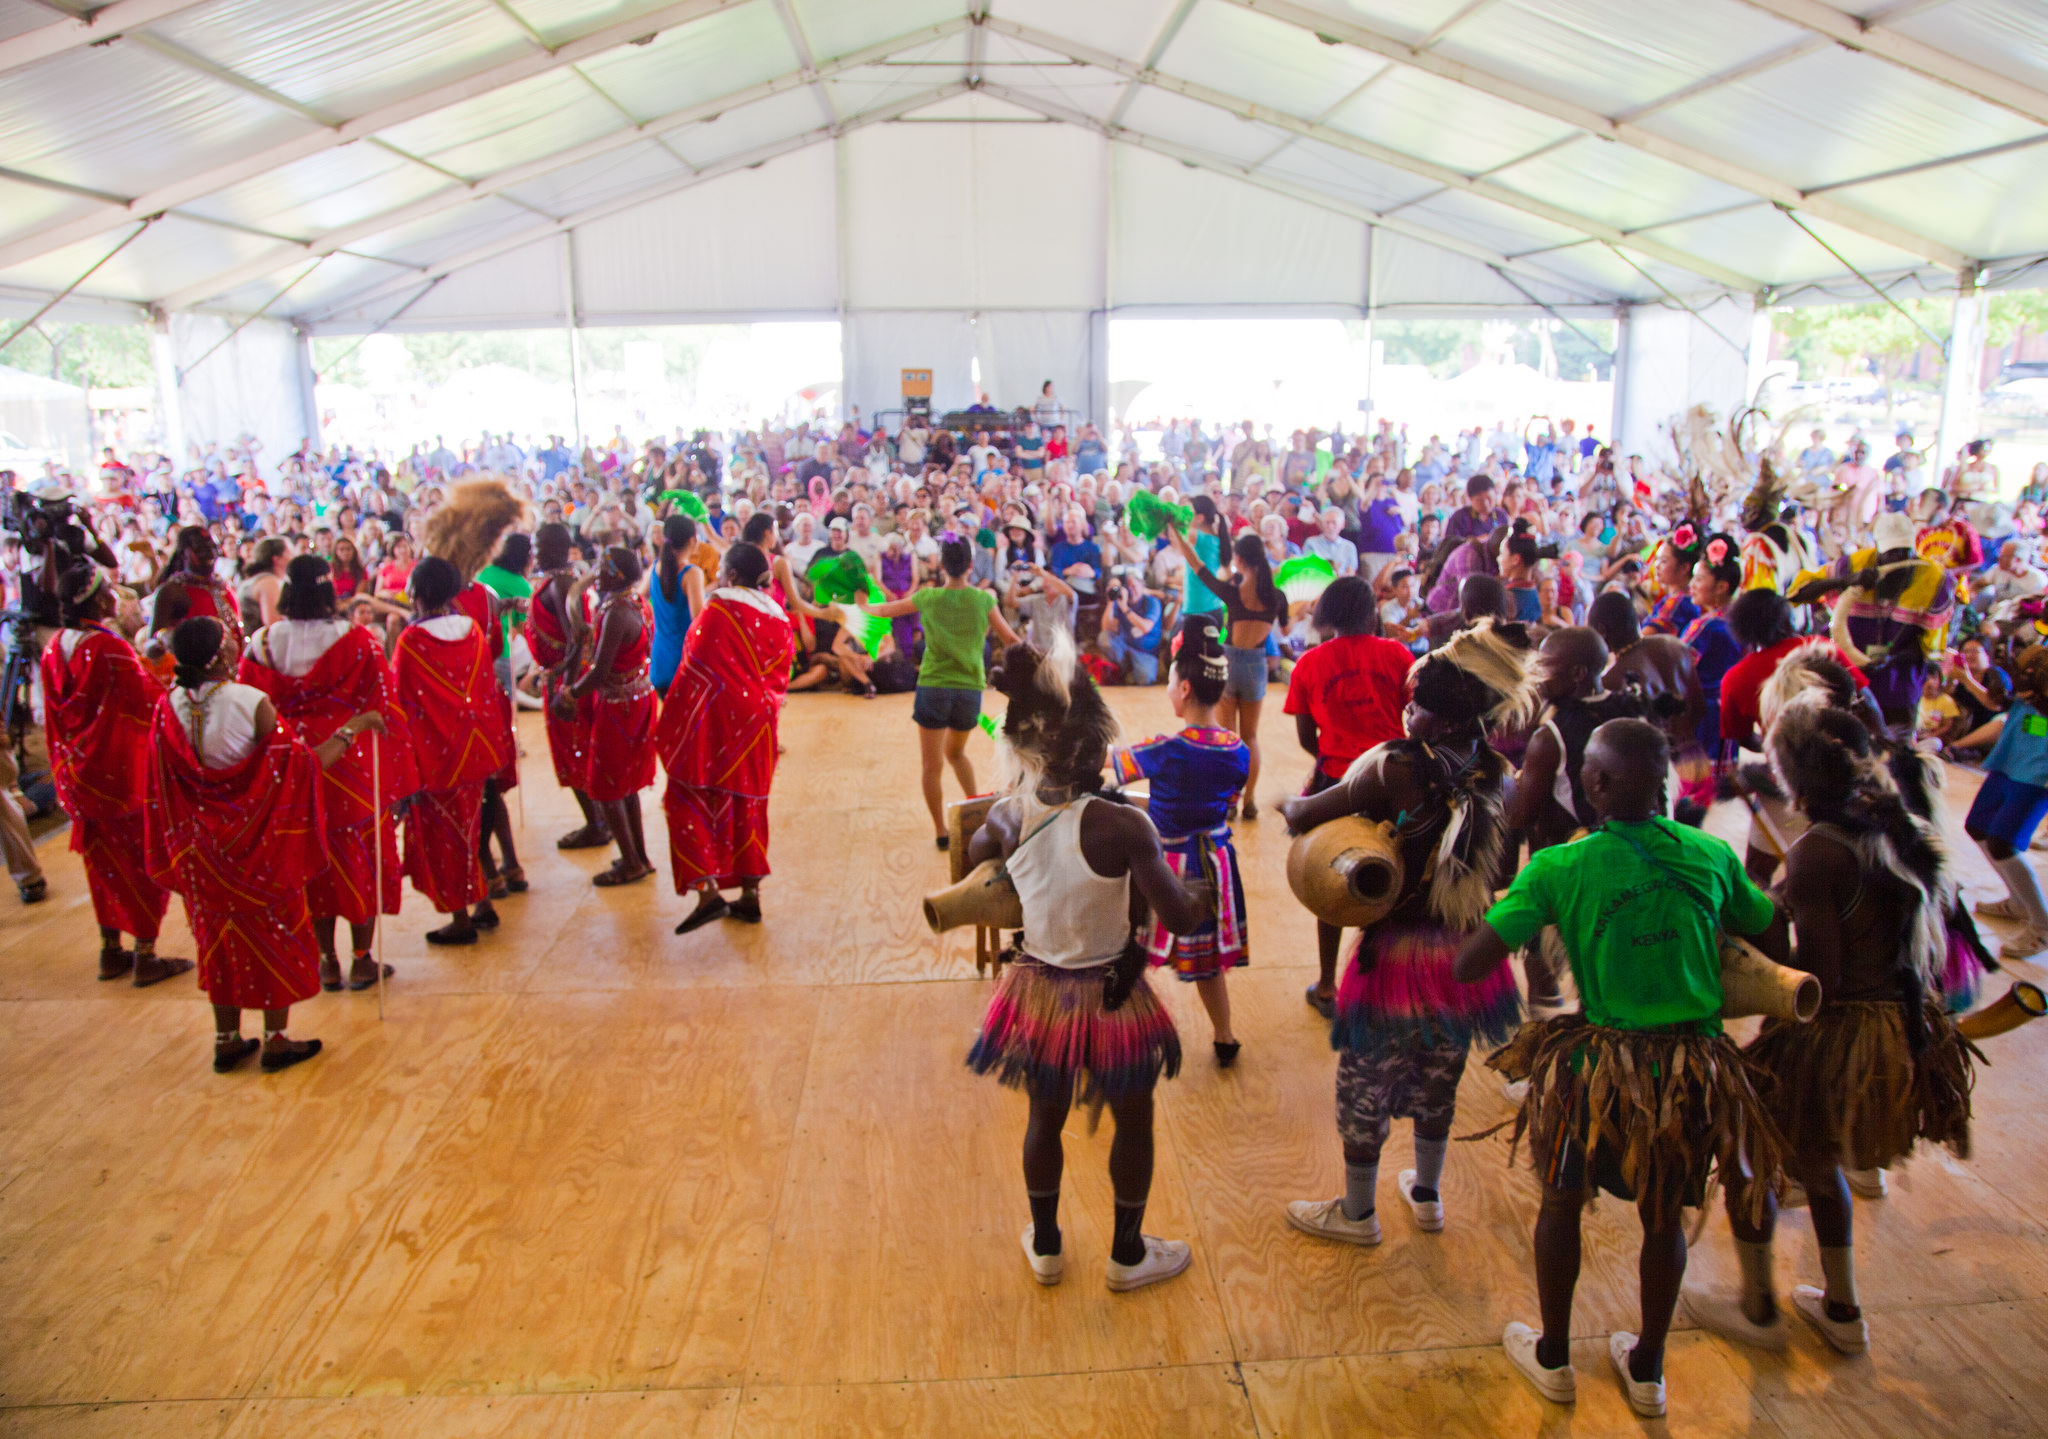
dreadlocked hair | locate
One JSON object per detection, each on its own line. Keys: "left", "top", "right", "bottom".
{"left": 995, "top": 629, "right": 1120, "bottom": 808}
{"left": 423, "top": 478, "right": 528, "bottom": 582}
{"left": 1766, "top": 703, "right": 1950, "bottom": 1046}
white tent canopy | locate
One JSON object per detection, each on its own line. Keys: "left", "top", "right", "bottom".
{"left": 4, "top": 0, "right": 2045, "bottom": 457}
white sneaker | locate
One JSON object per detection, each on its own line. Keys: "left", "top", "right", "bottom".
{"left": 1502, "top": 1077, "right": 1530, "bottom": 1104}
{"left": 1844, "top": 1166, "right": 1888, "bottom": 1199}
{"left": 1977, "top": 895, "right": 2026, "bottom": 922}
{"left": 1397, "top": 1169, "right": 1445, "bottom": 1232}
{"left": 2000, "top": 926, "right": 2048, "bottom": 961}
{"left": 1792, "top": 1284, "right": 1869, "bottom": 1354}
{"left": 1286, "top": 1197, "right": 1382, "bottom": 1246}
{"left": 1104, "top": 1235, "right": 1191, "bottom": 1292}
{"left": 1683, "top": 1289, "right": 1789, "bottom": 1352}
{"left": 1020, "top": 1223, "right": 1062, "bottom": 1286}
{"left": 1608, "top": 1331, "right": 1667, "bottom": 1419}
{"left": 1502, "top": 1321, "right": 1575, "bottom": 1403}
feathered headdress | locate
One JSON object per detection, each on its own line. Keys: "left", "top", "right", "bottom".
{"left": 1409, "top": 617, "right": 1540, "bottom": 733}
{"left": 423, "top": 478, "right": 528, "bottom": 583}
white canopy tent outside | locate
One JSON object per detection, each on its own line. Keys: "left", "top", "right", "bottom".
{"left": 3, "top": 0, "right": 2045, "bottom": 467}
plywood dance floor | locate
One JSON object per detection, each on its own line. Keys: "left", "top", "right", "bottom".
{"left": 6, "top": 691, "right": 2048, "bottom": 1436}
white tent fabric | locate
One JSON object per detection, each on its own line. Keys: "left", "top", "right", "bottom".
{"left": 3, "top": 0, "right": 2045, "bottom": 454}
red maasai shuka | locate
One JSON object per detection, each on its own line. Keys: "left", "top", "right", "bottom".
{"left": 586, "top": 591, "right": 656, "bottom": 803}
{"left": 657, "top": 588, "right": 792, "bottom": 889}
{"left": 394, "top": 618, "right": 501, "bottom": 911}
{"left": 528, "top": 577, "right": 592, "bottom": 791}
{"left": 41, "top": 628, "right": 172, "bottom": 937}
{"left": 456, "top": 581, "right": 518, "bottom": 792}
{"left": 145, "top": 698, "right": 325, "bottom": 1010}
{"left": 240, "top": 626, "right": 419, "bottom": 924}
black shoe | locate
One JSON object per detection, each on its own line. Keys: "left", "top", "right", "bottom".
{"left": 1305, "top": 986, "right": 1336, "bottom": 1019}
{"left": 729, "top": 894, "right": 762, "bottom": 923}
{"left": 1214, "top": 1040, "right": 1241, "bottom": 1069}
{"left": 213, "top": 1037, "right": 260, "bottom": 1073}
{"left": 936, "top": 834, "right": 950, "bottom": 852}
{"left": 471, "top": 903, "right": 500, "bottom": 930}
{"left": 674, "top": 895, "right": 730, "bottom": 934}
{"left": 259, "top": 1038, "right": 322, "bottom": 1073}
{"left": 426, "top": 922, "right": 479, "bottom": 946}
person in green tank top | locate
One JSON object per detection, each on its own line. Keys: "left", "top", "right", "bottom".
{"left": 862, "top": 535, "right": 1020, "bottom": 849}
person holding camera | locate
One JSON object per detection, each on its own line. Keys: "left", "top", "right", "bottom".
{"left": 1098, "top": 567, "right": 1163, "bottom": 684}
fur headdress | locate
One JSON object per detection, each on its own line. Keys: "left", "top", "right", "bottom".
{"left": 994, "top": 628, "right": 1120, "bottom": 814}
{"left": 1409, "top": 618, "right": 1539, "bottom": 733}
{"left": 1763, "top": 703, "right": 1950, "bottom": 996}
{"left": 423, "top": 478, "right": 528, "bottom": 583}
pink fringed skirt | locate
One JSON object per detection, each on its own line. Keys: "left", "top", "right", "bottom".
{"left": 1333, "top": 915, "right": 1521, "bottom": 1057}
{"left": 968, "top": 957, "right": 1182, "bottom": 1120}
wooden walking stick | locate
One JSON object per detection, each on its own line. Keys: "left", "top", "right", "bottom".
{"left": 373, "top": 730, "right": 386, "bottom": 1023}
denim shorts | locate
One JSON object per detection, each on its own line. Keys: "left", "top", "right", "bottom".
{"left": 1224, "top": 644, "right": 1268, "bottom": 702}
{"left": 912, "top": 685, "right": 983, "bottom": 732}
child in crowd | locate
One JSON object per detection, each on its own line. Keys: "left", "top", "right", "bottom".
{"left": 1113, "top": 617, "right": 1253, "bottom": 1065}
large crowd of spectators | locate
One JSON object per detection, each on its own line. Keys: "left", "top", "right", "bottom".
{"left": 5, "top": 403, "right": 2043, "bottom": 759}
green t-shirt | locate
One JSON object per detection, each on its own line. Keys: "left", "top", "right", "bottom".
{"left": 475, "top": 564, "right": 532, "bottom": 648}
{"left": 1484, "top": 819, "right": 1774, "bottom": 1033}
{"left": 914, "top": 585, "right": 997, "bottom": 691}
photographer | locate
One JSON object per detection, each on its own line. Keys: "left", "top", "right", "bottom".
{"left": 1098, "top": 566, "right": 1164, "bottom": 684}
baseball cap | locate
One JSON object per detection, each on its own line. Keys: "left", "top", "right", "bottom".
{"left": 828, "top": 517, "right": 849, "bottom": 531}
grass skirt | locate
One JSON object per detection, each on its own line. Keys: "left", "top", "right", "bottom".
{"left": 1747, "top": 999, "right": 1977, "bottom": 1170}
{"left": 1487, "top": 1014, "right": 1787, "bottom": 1228}
{"left": 967, "top": 958, "right": 1182, "bottom": 1124}
{"left": 1333, "top": 916, "right": 1521, "bottom": 1057}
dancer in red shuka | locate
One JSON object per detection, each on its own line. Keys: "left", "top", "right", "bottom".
{"left": 394, "top": 557, "right": 504, "bottom": 945}
{"left": 528, "top": 521, "right": 608, "bottom": 850}
{"left": 659, "top": 542, "right": 794, "bottom": 933}
{"left": 240, "top": 555, "right": 418, "bottom": 991}
{"left": 426, "top": 480, "right": 527, "bottom": 899}
{"left": 42, "top": 565, "right": 191, "bottom": 986}
{"left": 564, "top": 546, "right": 658, "bottom": 887}
{"left": 148, "top": 616, "right": 386, "bottom": 1074}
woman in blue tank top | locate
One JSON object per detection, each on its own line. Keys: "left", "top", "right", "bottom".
{"left": 650, "top": 514, "right": 705, "bottom": 693}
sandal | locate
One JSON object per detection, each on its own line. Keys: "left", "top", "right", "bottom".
{"left": 471, "top": 902, "right": 500, "bottom": 930}
{"left": 98, "top": 949, "right": 135, "bottom": 982}
{"left": 728, "top": 893, "right": 762, "bottom": 924}
{"left": 426, "top": 922, "right": 478, "bottom": 946}
{"left": 347, "top": 957, "right": 395, "bottom": 992}
{"left": 488, "top": 875, "right": 509, "bottom": 900}
{"left": 1305, "top": 985, "right": 1336, "bottom": 1020}
{"left": 592, "top": 863, "right": 654, "bottom": 888}
{"left": 674, "top": 895, "right": 730, "bottom": 934}
{"left": 213, "top": 1036, "right": 261, "bottom": 1073}
{"left": 132, "top": 956, "right": 195, "bottom": 989}
{"left": 556, "top": 824, "right": 612, "bottom": 851}
{"left": 500, "top": 865, "right": 529, "bottom": 894}
{"left": 17, "top": 876, "right": 47, "bottom": 905}
{"left": 320, "top": 956, "right": 345, "bottom": 992}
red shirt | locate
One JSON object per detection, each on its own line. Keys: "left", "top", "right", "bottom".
{"left": 1284, "top": 633, "right": 1415, "bottom": 780}
{"left": 1718, "top": 636, "right": 1867, "bottom": 747}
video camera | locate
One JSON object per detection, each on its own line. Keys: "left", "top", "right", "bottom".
{"left": 2, "top": 489, "right": 79, "bottom": 559}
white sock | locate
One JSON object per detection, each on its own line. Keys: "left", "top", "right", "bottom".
{"left": 1994, "top": 853, "right": 2048, "bottom": 930}
{"left": 1819, "top": 1246, "right": 1860, "bottom": 1312}
{"left": 1342, "top": 1162, "right": 1378, "bottom": 1221}
{"left": 1411, "top": 1136, "right": 1448, "bottom": 1196}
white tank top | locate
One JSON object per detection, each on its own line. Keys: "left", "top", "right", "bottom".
{"left": 248, "top": 618, "right": 351, "bottom": 677}
{"left": 1005, "top": 799, "right": 1131, "bottom": 970}
{"left": 168, "top": 680, "right": 265, "bottom": 768}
